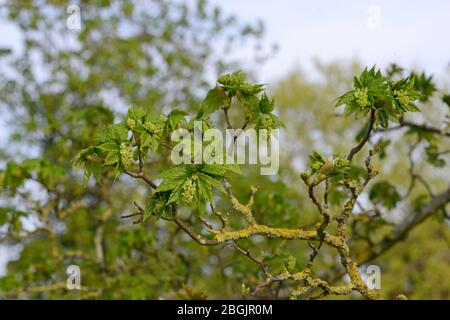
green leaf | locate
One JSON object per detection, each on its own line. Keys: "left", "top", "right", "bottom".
{"left": 197, "top": 172, "right": 226, "bottom": 195}
{"left": 2, "top": 162, "right": 27, "bottom": 194}
{"left": 259, "top": 93, "right": 275, "bottom": 113}
{"left": 0, "top": 47, "right": 12, "bottom": 56}
{"left": 97, "top": 142, "right": 119, "bottom": 152}
{"left": 166, "top": 109, "right": 188, "bottom": 131}
{"left": 411, "top": 71, "right": 436, "bottom": 102}
{"left": 128, "top": 107, "right": 146, "bottom": 122}
{"left": 196, "top": 176, "right": 213, "bottom": 202}
{"left": 167, "top": 182, "right": 185, "bottom": 204}
{"left": 201, "top": 164, "right": 241, "bottom": 177}
{"left": 374, "top": 139, "right": 391, "bottom": 159}
{"left": 442, "top": 94, "right": 450, "bottom": 108}
{"left": 201, "top": 86, "right": 229, "bottom": 115}
{"left": 74, "top": 146, "right": 103, "bottom": 181}
{"left": 104, "top": 151, "right": 120, "bottom": 166}
{"left": 140, "top": 131, "right": 152, "bottom": 149}
{"left": 104, "top": 123, "right": 129, "bottom": 143}
{"left": 155, "top": 165, "right": 190, "bottom": 193}
{"left": 425, "top": 144, "right": 446, "bottom": 167}
{"left": 369, "top": 181, "right": 401, "bottom": 209}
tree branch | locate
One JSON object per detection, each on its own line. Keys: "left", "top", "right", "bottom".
{"left": 171, "top": 205, "right": 219, "bottom": 246}
{"left": 124, "top": 170, "right": 157, "bottom": 190}
{"left": 347, "top": 109, "right": 376, "bottom": 161}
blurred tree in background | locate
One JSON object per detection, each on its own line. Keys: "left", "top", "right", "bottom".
{"left": 0, "top": 1, "right": 449, "bottom": 300}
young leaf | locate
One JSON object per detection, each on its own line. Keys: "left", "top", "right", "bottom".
{"left": 155, "top": 165, "right": 190, "bottom": 193}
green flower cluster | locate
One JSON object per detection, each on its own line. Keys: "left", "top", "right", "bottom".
{"left": 143, "top": 115, "right": 166, "bottom": 136}
{"left": 311, "top": 160, "right": 325, "bottom": 172}
{"left": 354, "top": 87, "right": 369, "bottom": 108}
{"left": 393, "top": 89, "right": 410, "bottom": 108}
{"left": 182, "top": 174, "right": 198, "bottom": 205}
{"left": 217, "top": 72, "right": 246, "bottom": 87}
{"left": 154, "top": 195, "right": 167, "bottom": 212}
{"left": 259, "top": 114, "right": 274, "bottom": 130}
{"left": 144, "top": 192, "right": 171, "bottom": 221}
{"left": 308, "top": 151, "right": 326, "bottom": 174}
{"left": 119, "top": 142, "right": 133, "bottom": 169}
{"left": 302, "top": 152, "right": 352, "bottom": 186}
{"left": 127, "top": 118, "right": 137, "bottom": 129}
{"left": 333, "top": 157, "right": 350, "bottom": 169}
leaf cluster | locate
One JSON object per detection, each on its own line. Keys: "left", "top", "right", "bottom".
{"left": 336, "top": 66, "right": 421, "bottom": 128}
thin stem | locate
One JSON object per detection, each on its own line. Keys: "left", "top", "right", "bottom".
{"left": 223, "top": 108, "right": 233, "bottom": 129}
{"left": 138, "top": 147, "right": 144, "bottom": 172}
{"left": 347, "top": 109, "right": 376, "bottom": 162}
{"left": 171, "top": 205, "right": 218, "bottom": 246}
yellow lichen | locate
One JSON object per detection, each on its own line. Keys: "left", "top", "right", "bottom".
{"left": 212, "top": 224, "right": 318, "bottom": 243}
{"left": 230, "top": 196, "right": 255, "bottom": 224}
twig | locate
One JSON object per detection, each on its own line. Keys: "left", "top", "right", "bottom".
{"left": 124, "top": 170, "right": 157, "bottom": 189}
{"left": 171, "top": 205, "right": 218, "bottom": 246}
{"left": 223, "top": 108, "right": 233, "bottom": 130}
{"left": 347, "top": 109, "right": 376, "bottom": 161}
{"left": 137, "top": 147, "right": 144, "bottom": 172}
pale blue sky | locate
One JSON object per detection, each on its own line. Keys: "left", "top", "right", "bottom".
{"left": 212, "top": 0, "right": 450, "bottom": 81}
